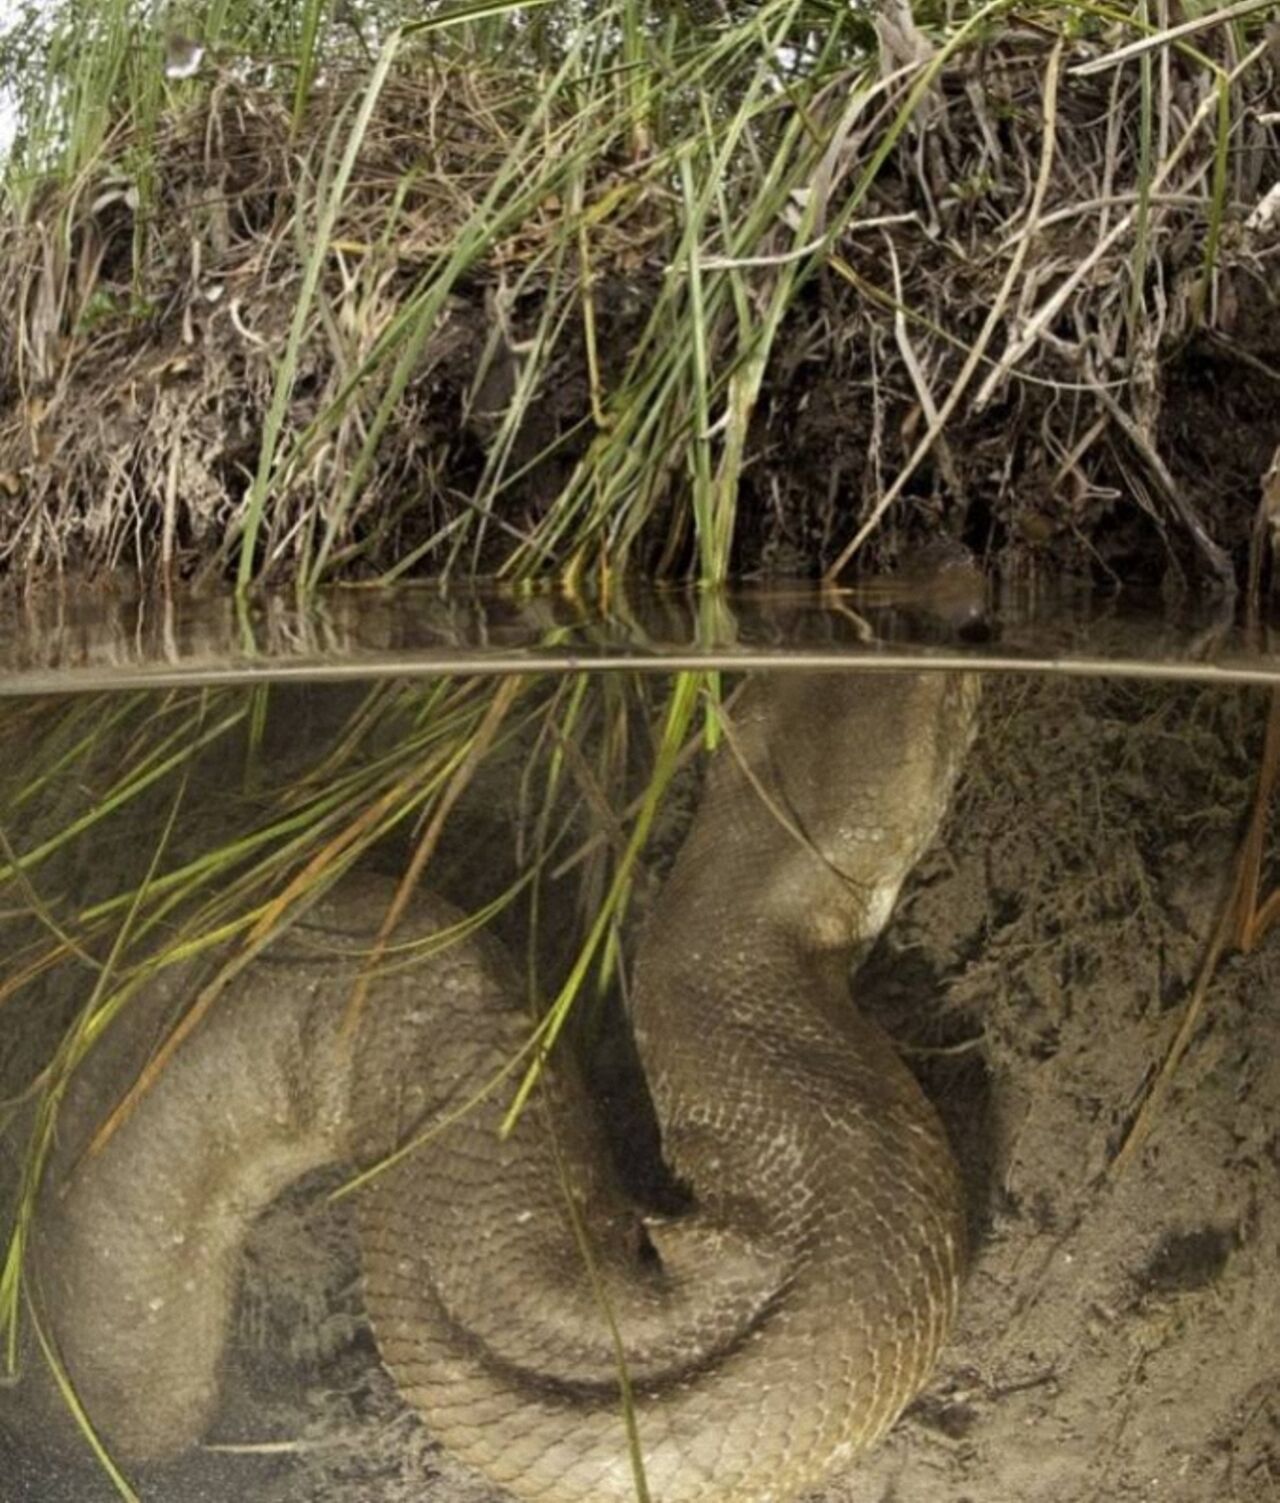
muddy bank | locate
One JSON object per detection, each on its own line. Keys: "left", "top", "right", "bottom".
{"left": 844, "top": 673, "right": 1279, "bottom": 1503}
{"left": 0, "top": 25, "right": 1276, "bottom": 590}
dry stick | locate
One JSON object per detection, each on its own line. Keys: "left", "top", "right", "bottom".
{"left": 1108, "top": 688, "right": 1280, "bottom": 1178}
{"left": 823, "top": 40, "right": 1064, "bottom": 581}
{"left": 1231, "top": 688, "right": 1280, "bottom": 952}
{"left": 997, "top": 192, "right": 1244, "bottom": 250}
{"left": 1050, "top": 412, "right": 1109, "bottom": 492}
{"left": 161, "top": 444, "right": 179, "bottom": 583}
{"left": 1237, "top": 855, "right": 1280, "bottom": 943}
{"left": 1245, "top": 442, "right": 1280, "bottom": 625}
{"left": 884, "top": 232, "right": 963, "bottom": 499}
{"left": 969, "top": 38, "right": 1270, "bottom": 415}
{"left": 339, "top": 675, "right": 524, "bottom": 1039}
{"left": 1069, "top": 0, "right": 1278, "bottom": 78}
{"left": 1088, "top": 376, "right": 1236, "bottom": 591}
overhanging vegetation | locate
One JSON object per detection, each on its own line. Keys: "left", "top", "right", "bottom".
{"left": 0, "top": 0, "right": 1274, "bottom": 591}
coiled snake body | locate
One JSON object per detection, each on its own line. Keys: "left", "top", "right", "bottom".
{"left": 16, "top": 671, "right": 978, "bottom": 1502}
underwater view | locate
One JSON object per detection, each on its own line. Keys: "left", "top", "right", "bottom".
{"left": 1, "top": 640, "right": 1277, "bottom": 1503}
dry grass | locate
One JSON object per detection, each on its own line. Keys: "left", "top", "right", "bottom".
{"left": 0, "top": 4, "right": 1273, "bottom": 591}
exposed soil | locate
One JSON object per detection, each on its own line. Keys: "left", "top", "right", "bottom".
{"left": 839, "top": 673, "right": 1280, "bottom": 1503}
{"left": 0, "top": 35, "right": 1276, "bottom": 592}
{"left": 1, "top": 670, "right": 1277, "bottom": 1502}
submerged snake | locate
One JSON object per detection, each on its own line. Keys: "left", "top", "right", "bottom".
{"left": 14, "top": 670, "right": 978, "bottom": 1502}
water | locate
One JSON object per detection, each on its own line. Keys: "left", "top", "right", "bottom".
{"left": 0, "top": 584, "right": 1277, "bottom": 1503}
{"left": 1, "top": 576, "right": 1278, "bottom": 692}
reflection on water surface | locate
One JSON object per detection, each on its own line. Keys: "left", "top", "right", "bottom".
{"left": 0, "top": 577, "right": 1277, "bottom": 691}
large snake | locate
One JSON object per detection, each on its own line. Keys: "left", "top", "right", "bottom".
{"left": 13, "top": 670, "right": 978, "bottom": 1502}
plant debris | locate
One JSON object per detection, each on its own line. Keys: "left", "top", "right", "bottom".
{"left": 0, "top": 11, "right": 1276, "bottom": 589}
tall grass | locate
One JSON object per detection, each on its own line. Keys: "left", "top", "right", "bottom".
{"left": 3, "top": 0, "right": 1268, "bottom": 589}
{"left": 0, "top": 666, "right": 718, "bottom": 1497}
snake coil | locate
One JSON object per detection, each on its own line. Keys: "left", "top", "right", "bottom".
{"left": 15, "top": 671, "right": 977, "bottom": 1503}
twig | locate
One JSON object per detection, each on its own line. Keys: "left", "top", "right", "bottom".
{"left": 1070, "top": 0, "right": 1277, "bottom": 77}
{"left": 1109, "top": 688, "right": 1280, "bottom": 1177}
{"left": 824, "top": 39, "right": 1064, "bottom": 580}
{"left": 1246, "top": 444, "right": 1280, "bottom": 624}
{"left": 972, "top": 37, "right": 1271, "bottom": 411}
{"left": 883, "top": 231, "right": 962, "bottom": 499}
{"left": 1088, "top": 375, "right": 1235, "bottom": 593}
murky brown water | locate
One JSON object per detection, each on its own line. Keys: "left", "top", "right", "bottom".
{"left": 1, "top": 585, "right": 1277, "bottom": 1503}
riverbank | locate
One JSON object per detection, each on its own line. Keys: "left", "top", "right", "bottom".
{"left": 0, "top": 4, "right": 1275, "bottom": 591}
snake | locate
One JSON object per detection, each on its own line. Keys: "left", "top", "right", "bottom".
{"left": 12, "top": 669, "right": 978, "bottom": 1503}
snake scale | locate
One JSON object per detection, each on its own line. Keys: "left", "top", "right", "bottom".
{"left": 15, "top": 670, "right": 978, "bottom": 1502}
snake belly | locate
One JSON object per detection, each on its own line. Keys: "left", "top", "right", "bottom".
{"left": 14, "top": 670, "right": 978, "bottom": 1503}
